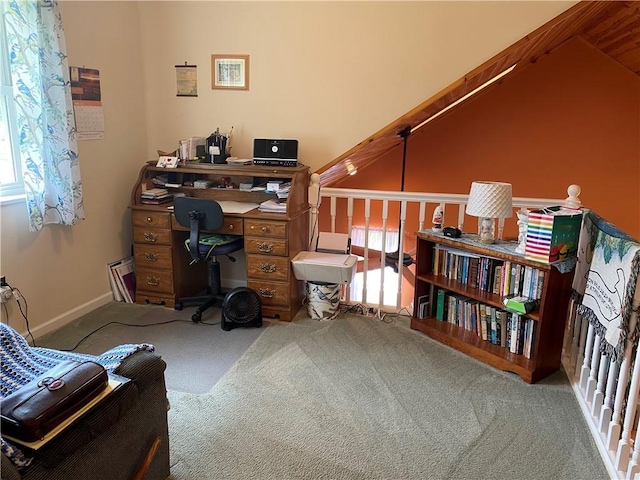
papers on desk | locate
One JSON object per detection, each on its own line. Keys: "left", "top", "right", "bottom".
{"left": 259, "top": 199, "right": 287, "bottom": 213}
{"left": 216, "top": 201, "right": 259, "bottom": 214}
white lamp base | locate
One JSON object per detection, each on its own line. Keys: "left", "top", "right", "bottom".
{"left": 478, "top": 217, "right": 495, "bottom": 244}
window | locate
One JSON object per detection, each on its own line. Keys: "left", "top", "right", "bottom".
{"left": 0, "top": 4, "right": 22, "bottom": 199}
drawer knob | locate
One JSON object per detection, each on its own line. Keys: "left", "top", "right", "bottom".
{"left": 257, "top": 242, "right": 274, "bottom": 253}
{"left": 145, "top": 252, "right": 159, "bottom": 262}
{"left": 259, "top": 288, "right": 276, "bottom": 298}
{"left": 228, "top": 224, "right": 234, "bottom": 230}
{"left": 144, "top": 232, "right": 158, "bottom": 242}
{"left": 260, "top": 263, "right": 276, "bottom": 273}
{"left": 146, "top": 217, "right": 153, "bottom": 223}
{"left": 146, "top": 276, "right": 161, "bottom": 286}
{"left": 262, "top": 226, "right": 268, "bottom": 233}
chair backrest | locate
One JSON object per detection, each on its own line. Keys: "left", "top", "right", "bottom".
{"left": 174, "top": 197, "right": 224, "bottom": 261}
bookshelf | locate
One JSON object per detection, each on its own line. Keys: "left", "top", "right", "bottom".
{"left": 411, "top": 231, "right": 574, "bottom": 383}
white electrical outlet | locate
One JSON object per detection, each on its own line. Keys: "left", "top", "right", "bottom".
{"left": 0, "top": 286, "right": 13, "bottom": 303}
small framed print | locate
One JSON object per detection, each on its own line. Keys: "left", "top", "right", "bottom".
{"left": 211, "top": 54, "right": 249, "bottom": 90}
{"left": 156, "top": 156, "right": 179, "bottom": 168}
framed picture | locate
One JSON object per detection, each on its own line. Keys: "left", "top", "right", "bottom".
{"left": 211, "top": 54, "right": 249, "bottom": 90}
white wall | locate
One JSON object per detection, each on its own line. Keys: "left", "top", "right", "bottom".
{"left": 138, "top": 1, "right": 576, "bottom": 171}
{"left": 0, "top": 1, "right": 148, "bottom": 336}
{"left": 0, "top": 1, "right": 576, "bottom": 335}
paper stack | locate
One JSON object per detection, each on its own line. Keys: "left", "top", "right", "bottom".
{"left": 141, "top": 188, "right": 172, "bottom": 205}
{"left": 276, "top": 182, "right": 291, "bottom": 200}
{"left": 259, "top": 199, "right": 287, "bottom": 213}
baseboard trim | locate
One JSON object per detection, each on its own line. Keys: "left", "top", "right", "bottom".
{"left": 26, "top": 292, "right": 114, "bottom": 340}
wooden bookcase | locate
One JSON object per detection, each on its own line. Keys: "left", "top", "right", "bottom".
{"left": 411, "top": 231, "right": 573, "bottom": 384}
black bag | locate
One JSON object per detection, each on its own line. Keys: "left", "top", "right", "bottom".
{"left": 1, "top": 360, "right": 108, "bottom": 442}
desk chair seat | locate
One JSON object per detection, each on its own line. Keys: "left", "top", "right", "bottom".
{"left": 173, "top": 197, "right": 244, "bottom": 322}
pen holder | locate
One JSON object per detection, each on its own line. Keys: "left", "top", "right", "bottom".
{"left": 212, "top": 153, "right": 229, "bottom": 164}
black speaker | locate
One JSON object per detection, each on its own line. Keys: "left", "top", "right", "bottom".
{"left": 221, "top": 287, "right": 262, "bottom": 331}
{"left": 252, "top": 139, "right": 298, "bottom": 166}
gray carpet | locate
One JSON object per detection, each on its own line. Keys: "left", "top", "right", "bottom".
{"left": 37, "top": 302, "right": 265, "bottom": 394}
{"left": 166, "top": 313, "right": 608, "bottom": 480}
{"left": 37, "top": 303, "right": 608, "bottom": 479}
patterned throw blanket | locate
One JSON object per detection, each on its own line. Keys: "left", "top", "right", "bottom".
{"left": 0, "top": 323, "right": 155, "bottom": 469}
{"left": 574, "top": 211, "right": 640, "bottom": 362}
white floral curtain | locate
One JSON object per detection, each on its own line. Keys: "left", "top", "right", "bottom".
{"left": 3, "top": 0, "right": 84, "bottom": 231}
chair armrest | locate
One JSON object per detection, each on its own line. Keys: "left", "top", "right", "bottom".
{"left": 1, "top": 452, "right": 22, "bottom": 480}
{"left": 114, "top": 350, "right": 166, "bottom": 391}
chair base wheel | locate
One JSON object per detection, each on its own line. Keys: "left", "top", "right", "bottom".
{"left": 174, "top": 303, "right": 183, "bottom": 311}
{"left": 192, "top": 313, "right": 201, "bottom": 323}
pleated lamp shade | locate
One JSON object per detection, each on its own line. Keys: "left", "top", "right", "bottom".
{"left": 465, "top": 181, "right": 513, "bottom": 219}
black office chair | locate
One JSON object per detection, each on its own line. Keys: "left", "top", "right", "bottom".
{"left": 173, "top": 197, "right": 244, "bottom": 322}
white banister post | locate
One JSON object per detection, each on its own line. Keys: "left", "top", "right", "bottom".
{"left": 379, "top": 200, "right": 389, "bottom": 310}
{"left": 600, "top": 359, "right": 620, "bottom": 433}
{"left": 362, "top": 199, "right": 371, "bottom": 305}
{"left": 564, "top": 184, "right": 582, "bottom": 208}
{"left": 330, "top": 197, "right": 337, "bottom": 233}
{"left": 308, "top": 173, "right": 321, "bottom": 250}
{"left": 574, "top": 315, "right": 588, "bottom": 379}
{"left": 585, "top": 334, "right": 602, "bottom": 403}
{"left": 396, "top": 201, "right": 407, "bottom": 309}
{"left": 591, "top": 353, "right": 608, "bottom": 418}
{"left": 580, "top": 324, "right": 595, "bottom": 390}
{"left": 615, "top": 342, "right": 640, "bottom": 473}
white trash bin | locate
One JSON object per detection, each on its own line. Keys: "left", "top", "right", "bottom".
{"left": 306, "top": 281, "right": 341, "bottom": 321}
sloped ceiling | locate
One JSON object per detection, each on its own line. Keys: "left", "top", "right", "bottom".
{"left": 317, "top": 1, "right": 640, "bottom": 186}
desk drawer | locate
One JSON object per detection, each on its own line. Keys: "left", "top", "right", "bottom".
{"left": 134, "top": 244, "right": 172, "bottom": 270}
{"left": 132, "top": 211, "right": 171, "bottom": 228}
{"left": 246, "top": 254, "right": 289, "bottom": 282}
{"left": 245, "top": 220, "right": 286, "bottom": 238}
{"left": 171, "top": 216, "right": 243, "bottom": 235}
{"left": 244, "top": 237, "right": 287, "bottom": 256}
{"left": 247, "top": 280, "right": 290, "bottom": 307}
{"left": 136, "top": 267, "right": 173, "bottom": 294}
{"left": 133, "top": 228, "right": 172, "bottom": 246}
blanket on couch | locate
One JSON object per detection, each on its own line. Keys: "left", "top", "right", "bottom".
{"left": 0, "top": 323, "right": 155, "bottom": 469}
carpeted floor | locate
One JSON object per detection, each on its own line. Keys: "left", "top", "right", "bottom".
{"left": 37, "top": 302, "right": 265, "bottom": 394}
{"left": 166, "top": 311, "right": 608, "bottom": 480}
{"left": 38, "top": 302, "right": 609, "bottom": 479}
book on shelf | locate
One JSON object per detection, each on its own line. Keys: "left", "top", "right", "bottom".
{"left": 417, "top": 294, "right": 430, "bottom": 319}
{"left": 435, "top": 289, "right": 447, "bottom": 321}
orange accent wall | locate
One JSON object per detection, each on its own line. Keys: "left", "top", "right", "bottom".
{"left": 335, "top": 38, "right": 640, "bottom": 241}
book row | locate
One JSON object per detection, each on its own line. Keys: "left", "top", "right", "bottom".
{"left": 432, "top": 245, "right": 545, "bottom": 300}
{"left": 426, "top": 288, "right": 536, "bottom": 358}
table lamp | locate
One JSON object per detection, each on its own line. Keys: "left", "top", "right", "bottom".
{"left": 465, "top": 181, "right": 513, "bottom": 244}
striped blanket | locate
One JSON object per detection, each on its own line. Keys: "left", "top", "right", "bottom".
{"left": 574, "top": 211, "right": 640, "bottom": 362}
{"left": 0, "top": 323, "right": 154, "bottom": 469}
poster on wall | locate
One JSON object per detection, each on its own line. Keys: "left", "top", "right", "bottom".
{"left": 70, "top": 66, "right": 105, "bottom": 140}
{"left": 176, "top": 64, "right": 198, "bottom": 97}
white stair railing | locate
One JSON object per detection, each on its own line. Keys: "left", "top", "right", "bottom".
{"left": 563, "top": 290, "right": 640, "bottom": 479}
{"left": 308, "top": 174, "right": 578, "bottom": 314}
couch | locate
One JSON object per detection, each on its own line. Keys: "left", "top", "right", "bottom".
{"left": 0, "top": 328, "right": 170, "bottom": 480}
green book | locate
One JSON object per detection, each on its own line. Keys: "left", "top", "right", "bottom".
{"left": 436, "top": 289, "right": 446, "bottom": 321}
{"left": 503, "top": 295, "right": 540, "bottom": 314}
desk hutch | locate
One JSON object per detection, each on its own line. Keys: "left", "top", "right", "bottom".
{"left": 130, "top": 161, "right": 310, "bottom": 322}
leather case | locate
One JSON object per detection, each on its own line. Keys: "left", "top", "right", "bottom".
{"left": 1, "top": 360, "right": 108, "bottom": 442}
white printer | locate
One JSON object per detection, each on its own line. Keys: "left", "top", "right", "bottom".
{"left": 291, "top": 232, "right": 357, "bottom": 284}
